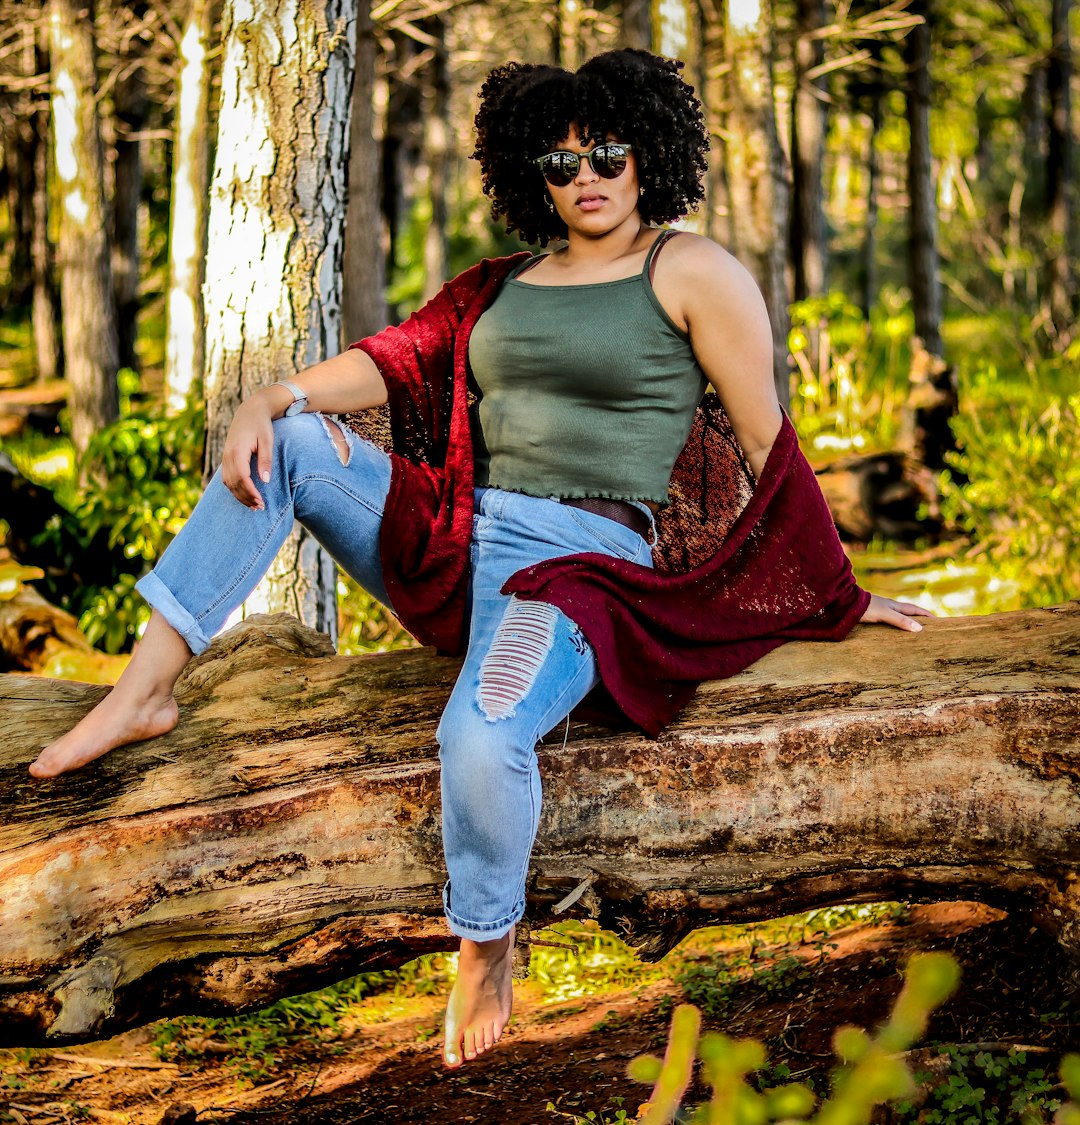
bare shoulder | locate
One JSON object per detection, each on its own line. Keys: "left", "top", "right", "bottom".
{"left": 655, "top": 232, "right": 770, "bottom": 332}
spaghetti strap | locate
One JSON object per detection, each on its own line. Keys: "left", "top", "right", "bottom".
{"left": 643, "top": 228, "right": 679, "bottom": 282}
{"left": 506, "top": 253, "right": 546, "bottom": 281}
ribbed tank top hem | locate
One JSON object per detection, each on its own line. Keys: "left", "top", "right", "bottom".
{"left": 477, "top": 479, "right": 670, "bottom": 506}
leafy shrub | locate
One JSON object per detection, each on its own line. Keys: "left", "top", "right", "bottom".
{"left": 940, "top": 387, "right": 1080, "bottom": 607}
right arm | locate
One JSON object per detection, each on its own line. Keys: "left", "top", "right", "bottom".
{"left": 221, "top": 348, "right": 388, "bottom": 509}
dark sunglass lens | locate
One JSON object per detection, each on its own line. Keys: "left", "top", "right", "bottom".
{"left": 593, "top": 146, "right": 628, "bottom": 179}
{"left": 541, "top": 152, "right": 577, "bottom": 186}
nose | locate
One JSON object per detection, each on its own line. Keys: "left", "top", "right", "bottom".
{"left": 574, "top": 152, "right": 600, "bottom": 184}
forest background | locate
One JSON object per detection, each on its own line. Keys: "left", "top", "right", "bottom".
{"left": 0, "top": 0, "right": 1079, "bottom": 1122}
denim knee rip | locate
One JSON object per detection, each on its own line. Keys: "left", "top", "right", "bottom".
{"left": 317, "top": 412, "right": 353, "bottom": 466}
{"left": 476, "top": 596, "right": 559, "bottom": 721}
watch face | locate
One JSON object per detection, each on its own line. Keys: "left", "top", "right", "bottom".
{"left": 285, "top": 397, "right": 307, "bottom": 416}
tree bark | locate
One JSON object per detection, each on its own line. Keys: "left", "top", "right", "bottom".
{"left": 621, "top": 0, "right": 652, "bottom": 50}
{"left": 49, "top": 0, "right": 119, "bottom": 456}
{"left": 723, "top": 0, "right": 791, "bottom": 408}
{"left": 341, "top": 0, "right": 387, "bottom": 346}
{"left": 2, "top": 603, "right": 1079, "bottom": 1046}
{"left": 1045, "top": 0, "right": 1074, "bottom": 342}
{"left": 420, "top": 15, "right": 449, "bottom": 303}
{"left": 110, "top": 45, "right": 146, "bottom": 373}
{"left": 31, "top": 40, "right": 61, "bottom": 385}
{"left": 790, "top": 0, "right": 828, "bottom": 300}
{"left": 202, "top": 0, "right": 358, "bottom": 644}
{"left": 163, "top": 0, "right": 215, "bottom": 412}
{"left": 903, "top": 0, "right": 943, "bottom": 360}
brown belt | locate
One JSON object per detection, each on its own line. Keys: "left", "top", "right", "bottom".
{"left": 559, "top": 496, "right": 653, "bottom": 540}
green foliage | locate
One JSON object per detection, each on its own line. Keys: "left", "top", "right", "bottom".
{"left": 528, "top": 923, "right": 667, "bottom": 1004}
{"left": 677, "top": 953, "right": 807, "bottom": 1019}
{"left": 893, "top": 1046, "right": 1062, "bottom": 1124}
{"left": 939, "top": 378, "right": 1080, "bottom": 607}
{"left": 788, "top": 290, "right": 913, "bottom": 454}
{"left": 336, "top": 572, "right": 418, "bottom": 656}
{"left": 628, "top": 952, "right": 961, "bottom": 1125}
{"left": 151, "top": 958, "right": 446, "bottom": 1085}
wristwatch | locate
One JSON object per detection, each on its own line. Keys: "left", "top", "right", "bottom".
{"left": 273, "top": 380, "right": 308, "bottom": 416}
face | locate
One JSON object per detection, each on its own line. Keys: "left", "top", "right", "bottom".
{"left": 539, "top": 128, "right": 640, "bottom": 236}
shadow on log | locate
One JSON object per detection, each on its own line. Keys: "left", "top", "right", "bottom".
{"left": 1, "top": 603, "right": 1079, "bottom": 1046}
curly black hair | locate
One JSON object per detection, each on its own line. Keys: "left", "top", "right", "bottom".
{"left": 473, "top": 49, "right": 709, "bottom": 247}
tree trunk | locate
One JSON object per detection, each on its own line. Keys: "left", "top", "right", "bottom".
{"left": 31, "top": 24, "right": 61, "bottom": 384}
{"left": 621, "top": 0, "right": 652, "bottom": 50}
{"left": 163, "top": 0, "right": 215, "bottom": 413}
{"left": 723, "top": 0, "right": 791, "bottom": 408}
{"left": 420, "top": 16, "right": 449, "bottom": 303}
{"left": 2, "top": 603, "right": 1079, "bottom": 1046}
{"left": 110, "top": 50, "right": 146, "bottom": 373}
{"left": 790, "top": 0, "right": 828, "bottom": 300}
{"left": 341, "top": 0, "right": 387, "bottom": 346}
{"left": 903, "top": 0, "right": 943, "bottom": 360}
{"left": 49, "top": 0, "right": 119, "bottom": 456}
{"left": 1045, "top": 0, "right": 1074, "bottom": 342}
{"left": 860, "top": 46, "right": 883, "bottom": 318}
{"left": 202, "top": 0, "right": 358, "bottom": 645}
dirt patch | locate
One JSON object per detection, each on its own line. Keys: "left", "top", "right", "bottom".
{"left": 2, "top": 903, "right": 1077, "bottom": 1125}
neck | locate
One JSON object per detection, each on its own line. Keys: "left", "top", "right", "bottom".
{"left": 561, "top": 212, "right": 649, "bottom": 265}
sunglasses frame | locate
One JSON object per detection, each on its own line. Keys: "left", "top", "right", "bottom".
{"left": 533, "top": 142, "right": 634, "bottom": 186}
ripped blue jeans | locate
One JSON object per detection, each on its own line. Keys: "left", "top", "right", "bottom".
{"left": 136, "top": 412, "right": 654, "bottom": 942}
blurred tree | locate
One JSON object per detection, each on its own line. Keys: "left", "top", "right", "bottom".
{"left": 903, "top": 0, "right": 942, "bottom": 359}
{"left": 49, "top": 0, "right": 119, "bottom": 455}
{"left": 620, "top": 0, "right": 652, "bottom": 49}
{"left": 790, "top": 0, "right": 828, "bottom": 300}
{"left": 1044, "top": 0, "right": 1074, "bottom": 345}
{"left": 201, "top": 0, "right": 358, "bottom": 644}
{"left": 722, "top": 0, "right": 792, "bottom": 408}
{"left": 164, "top": 0, "right": 216, "bottom": 412}
{"left": 342, "top": 0, "right": 386, "bottom": 345}
{"left": 109, "top": 4, "right": 148, "bottom": 373}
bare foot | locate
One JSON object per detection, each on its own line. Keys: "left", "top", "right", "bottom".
{"left": 442, "top": 927, "right": 515, "bottom": 1067}
{"left": 29, "top": 689, "right": 178, "bottom": 778}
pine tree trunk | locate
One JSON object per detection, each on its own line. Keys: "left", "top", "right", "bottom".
{"left": 1045, "top": 0, "right": 1074, "bottom": 342}
{"left": 790, "top": 0, "right": 828, "bottom": 300}
{"left": 31, "top": 25, "right": 61, "bottom": 383}
{"left": 381, "top": 29, "right": 424, "bottom": 288}
{"left": 163, "top": 0, "right": 215, "bottom": 412}
{"left": 723, "top": 0, "right": 791, "bottom": 408}
{"left": 110, "top": 58, "right": 145, "bottom": 373}
{"left": 202, "top": 0, "right": 358, "bottom": 644}
{"left": 341, "top": 0, "right": 387, "bottom": 345}
{"left": 49, "top": 0, "right": 119, "bottom": 456}
{"left": 904, "top": 0, "right": 943, "bottom": 359}
{"left": 860, "top": 46, "right": 883, "bottom": 318}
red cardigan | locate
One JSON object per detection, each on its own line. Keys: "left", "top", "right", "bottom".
{"left": 348, "top": 254, "right": 870, "bottom": 735}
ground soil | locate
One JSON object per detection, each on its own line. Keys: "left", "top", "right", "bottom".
{"left": 2, "top": 903, "right": 1078, "bottom": 1125}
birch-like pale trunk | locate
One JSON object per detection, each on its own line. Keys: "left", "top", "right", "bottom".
{"left": 202, "top": 0, "right": 357, "bottom": 644}
{"left": 49, "top": 0, "right": 118, "bottom": 456}
{"left": 163, "top": 0, "right": 215, "bottom": 412}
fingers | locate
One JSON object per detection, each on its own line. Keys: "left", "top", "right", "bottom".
{"left": 222, "top": 414, "right": 274, "bottom": 510}
{"left": 884, "top": 607, "right": 924, "bottom": 632}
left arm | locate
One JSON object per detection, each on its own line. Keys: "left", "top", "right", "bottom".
{"left": 661, "top": 234, "right": 932, "bottom": 633}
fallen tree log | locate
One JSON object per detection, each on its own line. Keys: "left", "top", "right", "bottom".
{"left": 1, "top": 602, "right": 1079, "bottom": 1046}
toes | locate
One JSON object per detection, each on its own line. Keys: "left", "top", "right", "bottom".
{"left": 443, "top": 1034, "right": 462, "bottom": 1068}
{"left": 482, "top": 1023, "right": 495, "bottom": 1051}
{"left": 463, "top": 1029, "right": 478, "bottom": 1060}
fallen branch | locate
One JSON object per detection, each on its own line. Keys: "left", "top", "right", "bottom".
{"left": 1, "top": 603, "right": 1078, "bottom": 1045}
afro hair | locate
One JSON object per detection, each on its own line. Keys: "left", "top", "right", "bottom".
{"left": 472, "top": 49, "right": 709, "bottom": 247}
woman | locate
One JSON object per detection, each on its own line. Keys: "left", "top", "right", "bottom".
{"left": 29, "top": 49, "right": 928, "bottom": 1069}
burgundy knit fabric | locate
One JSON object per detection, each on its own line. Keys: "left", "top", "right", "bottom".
{"left": 346, "top": 254, "right": 870, "bottom": 734}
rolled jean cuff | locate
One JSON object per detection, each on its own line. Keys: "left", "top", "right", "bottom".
{"left": 442, "top": 880, "right": 521, "bottom": 941}
{"left": 135, "top": 571, "right": 213, "bottom": 655}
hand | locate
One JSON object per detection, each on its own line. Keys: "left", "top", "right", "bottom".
{"left": 221, "top": 391, "right": 277, "bottom": 510}
{"left": 860, "top": 593, "right": 935, "bottom": 632}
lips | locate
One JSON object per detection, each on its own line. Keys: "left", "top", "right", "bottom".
{"left": 575, "top": 193, "right": 606, "bottom": 210}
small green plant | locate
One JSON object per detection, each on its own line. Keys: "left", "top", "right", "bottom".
{"left": 548, "top": 1094, "right": 636, "bottom": 1123}
{"left": 630, "top": 951, "right": 962, "bottom": 1124}
{"left": 893, "top": 1045, "right": 1062, "bottom": 1124}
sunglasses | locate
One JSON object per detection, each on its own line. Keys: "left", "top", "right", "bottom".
{"left": 534, "top": 143, "right": 633, "bottom": 187}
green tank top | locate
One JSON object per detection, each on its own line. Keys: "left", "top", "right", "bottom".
{"left": 468, "top": 230, "right": 707, "bottom": 504}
